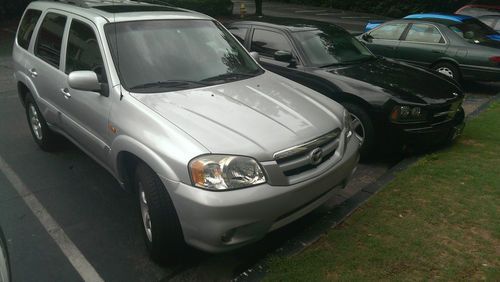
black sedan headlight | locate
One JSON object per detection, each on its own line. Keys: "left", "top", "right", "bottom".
{"left": 390, "top": 105, "right": 427, "bottom": 123}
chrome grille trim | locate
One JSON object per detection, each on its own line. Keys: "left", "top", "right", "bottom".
{"left": 273, "top": 129, "right": 341, "bottom": 161}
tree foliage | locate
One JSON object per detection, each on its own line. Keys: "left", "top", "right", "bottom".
{"left": 268, "top": 0, "right": 496, "bottom": 17}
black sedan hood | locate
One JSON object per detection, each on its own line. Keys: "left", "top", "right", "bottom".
{"left": 322, "top": 58, "right": 462, "bottom": 105}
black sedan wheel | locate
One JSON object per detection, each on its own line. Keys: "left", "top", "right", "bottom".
{"left": 135, "top": 163, "right": 185, "bottom": 263}
{"left": 343, "top": 103, "right": 375, "bottom": 157}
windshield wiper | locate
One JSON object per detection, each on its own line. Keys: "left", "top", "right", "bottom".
{"left": 130, "top": 80, "right": 209, "bottom": 91}
{"left": 201, "top": 72, "right": 255, "bottom": 83}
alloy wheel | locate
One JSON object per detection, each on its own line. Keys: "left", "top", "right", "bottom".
{"left": 436, "top": 67, "right": 454, "bottom": 78}
{"left": 139, "top": 183, "right": 153, "bottom": 243}
{"left": 28, "top": 104, "right": 43, "bottom": 140}
{"left": 350, "top": 113, "right": 365, "bottom": 145}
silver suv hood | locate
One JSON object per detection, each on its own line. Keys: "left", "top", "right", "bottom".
{"left": 131, "top": 72, "right": 343, "bottom": 161}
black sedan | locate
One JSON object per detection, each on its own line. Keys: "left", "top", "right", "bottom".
{"left": 227, "top": 18, "right": 465, "bottom": 157}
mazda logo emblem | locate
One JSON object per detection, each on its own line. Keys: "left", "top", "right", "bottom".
{"left": 309, "top": 148, "right": 323, "bottom": 165}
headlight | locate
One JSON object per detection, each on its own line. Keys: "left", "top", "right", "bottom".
{"left": 189, "top": 155, "right": 266, "bottom": 190}
{"left": 390, "top": 105, "right": 426, "bottom": 123}
{"left": 343, "top": 109, "right": 353, "bottom": 139}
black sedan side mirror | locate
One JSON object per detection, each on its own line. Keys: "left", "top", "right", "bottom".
{"left": 274, "top": 50, "right": 296, "bottom": 67}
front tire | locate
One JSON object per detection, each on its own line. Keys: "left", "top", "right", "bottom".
{"left": 343, "top": 103, "right": 375, "bottom": 158}
{"left": 24, "top": 94, "right": 59, "bottom": 151}
{"left": 135, "top": 163, "right": 185, "bottom": 263}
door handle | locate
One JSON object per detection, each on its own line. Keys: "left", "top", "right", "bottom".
{"left": 431, "top": 50, "right": 443, "bottom": 54}
{"left": 60, "top": 88, "right": 71, "bottom": 99}
{"left": 28, "top": 68, "right": 38, "bottom": 78}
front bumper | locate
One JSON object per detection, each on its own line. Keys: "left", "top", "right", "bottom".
{"left": 390, "top": 107, "right": 466, "bottom": 147}
{"left": 160, "top": 136, "right": 360, "bottom": 253}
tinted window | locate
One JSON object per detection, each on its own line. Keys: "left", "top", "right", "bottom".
{"left": 66, "top": 20, "right": 106, "bottom": 82}
{"left": 405, "top": 24, "right": 444, "bottom": 43}
{"left": 460, "top": 7, "right": 500, "bottom": 17}
{"left": 480, "top": 17, "right": 496, "bottom": 27}
{"left": 17, "top": 9, "right": 42, "bottom": 49}
{"left": 35, "top": 13, "right": 67, "bottom": 68}
{"left": 449, "top": 18, "right": 498, "bottom": 43}
{"left": 369, "top": 23, "right": 407, "bottom": 40}
{"left": 293, "top": 28, "right": 373, "bottom": 67}
{"left": 228, "top": 26, "right": 248, "bottom": 44}
{"left": 251, "top": 29, "right": 292, "bottom": 57}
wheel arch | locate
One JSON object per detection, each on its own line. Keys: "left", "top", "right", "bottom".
{"left": 431, "top": 58, "right": 461, "bottom": 70}
{"left": 112, "top": 136, "right": 180, "bottom": 192}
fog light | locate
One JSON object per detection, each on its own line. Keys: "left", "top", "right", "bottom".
{"left": 221, "top": 229, "right": 236, "bottom": 243}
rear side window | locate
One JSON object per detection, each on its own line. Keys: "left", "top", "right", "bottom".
{"left": 251, "top": 29, "right": 292, "bottom": 57}
{"left": 35, "top": 13, "right": 67, "bottom": 68}
{"left": 66, "top": 20, "right": 106, "bottom": 82}
{"left": 404, "top": 24, "right": 444, "bottom": 44}
{"left": 369, "top": 23, "right": 407, "bottom": 40}
{"left": 17, "top": 9, "right": 42, "bottom": 49}
{"left": 228, "top": 26, "right": 248, "bottom": 44}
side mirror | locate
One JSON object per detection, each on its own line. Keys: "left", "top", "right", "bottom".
{"left": 464, "top": 31, "right": 474, "bottom": 39}
{"left": 249, "top": 51, "right": 260, "bottom": 62}
{"left": 68, "top": 71, "right": 103, "bottom": 94}
{"left": 362, "top": 33, "right": 373, "bottom": 43}
{"left": 274, "top": 50, "right": 293, "bottom": 62}
{"left": 274, "top": 50, "right": 297, "bottom": 67}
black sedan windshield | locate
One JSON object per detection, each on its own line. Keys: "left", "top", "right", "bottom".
{"left": 449, "top": 18, "right": 499, "bottom": 43}
{"left": 292, "top": 27, "right": 374, "bottom": 67}
{"left": 105, "top": 20, "right": 262, "bottom": 92}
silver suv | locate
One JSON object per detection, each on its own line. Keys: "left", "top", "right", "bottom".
{"left": 13, "top": 0, "right": 359, "bottom": 261}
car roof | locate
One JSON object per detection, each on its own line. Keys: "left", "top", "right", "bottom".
{"left": 28, "top": 0, "right": 212, "bottom": 23}
{"left": 230, "top": 17, "right": 347, "bottom": 33}
{"left": 404, "top": 13, "right": 474, "bottom": 24}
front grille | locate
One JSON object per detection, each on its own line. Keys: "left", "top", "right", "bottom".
{"left": 274, "top": 129, "right": 341, "bottom": 177}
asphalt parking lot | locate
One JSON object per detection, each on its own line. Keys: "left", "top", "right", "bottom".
{"left": 0, "top": 21, "right": 499, "bottom": 282}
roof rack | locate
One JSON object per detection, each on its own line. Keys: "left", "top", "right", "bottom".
{"left": 50, "top": 0, "right": 153, "bottom": 8}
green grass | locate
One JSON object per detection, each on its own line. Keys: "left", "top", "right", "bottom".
{"left": 266, "top": 102, "right": 500, "bottom": 281}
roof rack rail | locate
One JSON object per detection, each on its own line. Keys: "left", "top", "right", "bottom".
{"left": 50, "top": 0, "right": 147, "bottom": 8}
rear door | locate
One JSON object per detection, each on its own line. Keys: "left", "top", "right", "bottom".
{"left": 59, "top": 16, "right": 112, "bottom": 164}
{"left": 29, "top": 10, "right": 69, "bottom": 125}
{"left": 395, "top": 23, "right": 448, "bottom": 67}
{"left": 362, "top": 23, "right": 408, "bottom": 58}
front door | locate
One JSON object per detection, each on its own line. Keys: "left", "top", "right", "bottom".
{"left": 58, "top": 16, "right": 112, "bottom": 165}
{"left": 363, "top": 23, "right": 408, "bottom": 58}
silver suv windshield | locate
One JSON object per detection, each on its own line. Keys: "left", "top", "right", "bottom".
{"left": 105, "top": 20, "right": 263, "bottom": 93}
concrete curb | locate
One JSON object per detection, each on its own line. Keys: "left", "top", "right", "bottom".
{"left": 233, "top": 93, "right": 499, "bottom": 282}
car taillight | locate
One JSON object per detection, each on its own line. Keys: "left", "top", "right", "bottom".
{"left": 489, "top": 56, "right": 500, "bottom": 63}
